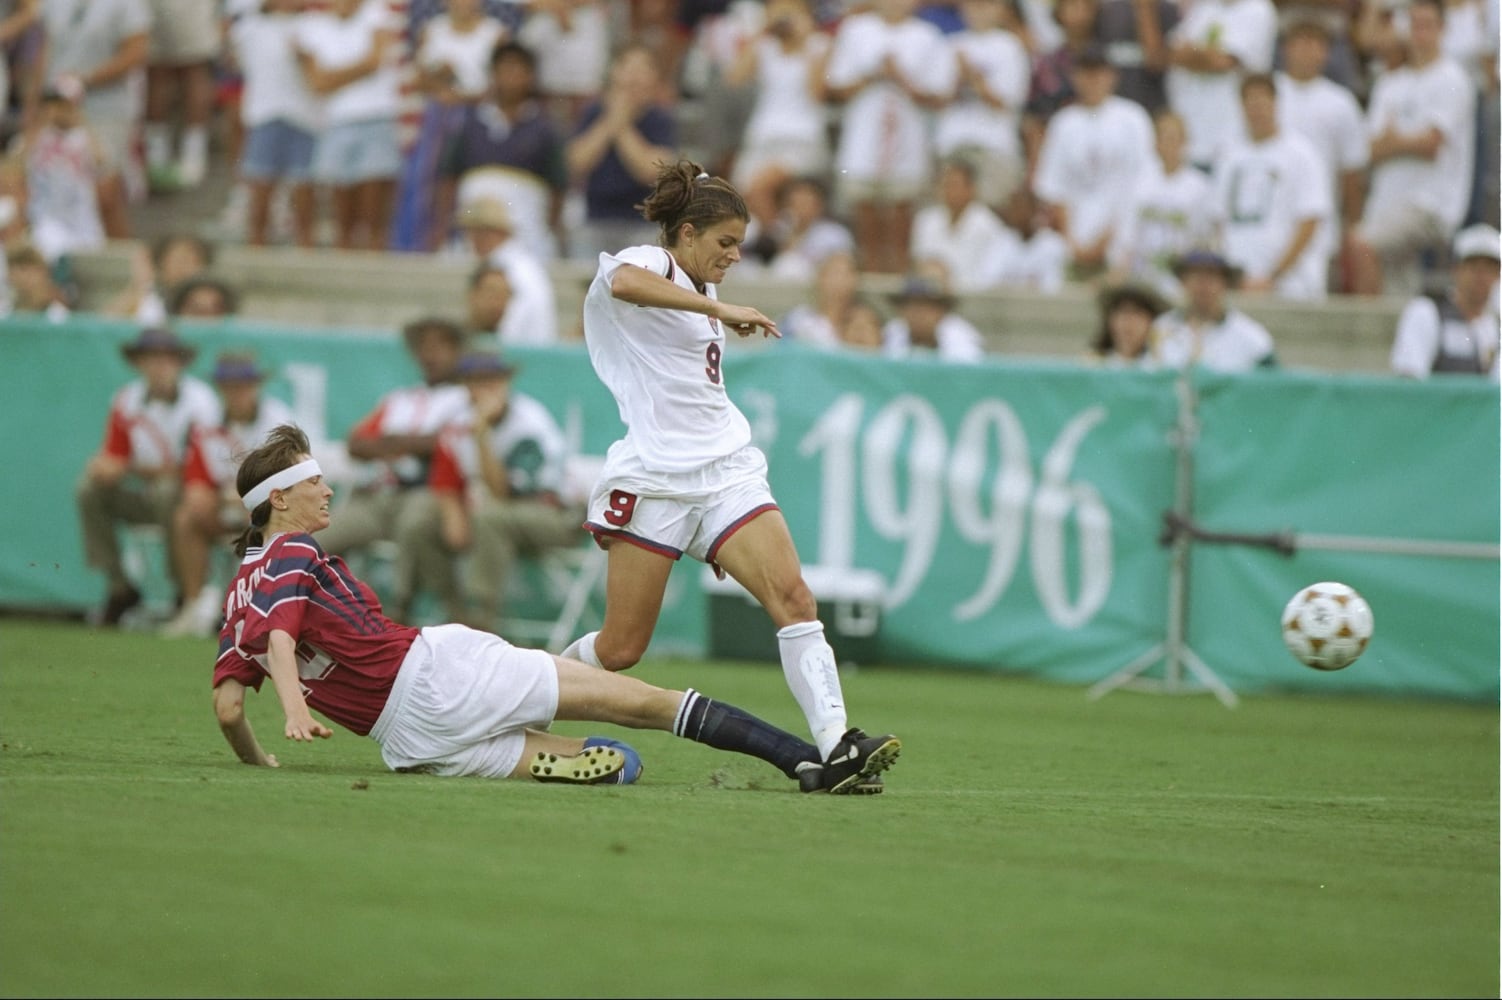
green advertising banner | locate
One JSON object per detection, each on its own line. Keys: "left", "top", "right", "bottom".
{"left": 1, "top": 317, "right": 1496, "bottom": 701}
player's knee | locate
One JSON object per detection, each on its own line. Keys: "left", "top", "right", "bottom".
{"left": 767, "top": 577, "right": 818, "bottom": 626}
{"left": 595, "top": 633, "right": 647, "bottom": 672}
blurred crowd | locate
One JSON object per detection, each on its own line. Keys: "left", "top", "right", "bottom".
{"left": 4, "top": 0, "right": 1498, "bottom": 627}
{"left": 0, "top": 0, "right": 1495, "bottom": 296}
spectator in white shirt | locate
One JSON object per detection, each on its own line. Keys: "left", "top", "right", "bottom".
{"left": 1347, "top": 0, "right": 1476, "bottom": 296}
{"left": 1106, "top": 109, "right": 1216, "bottom": 301}
{"left": 1274, "top": 19, "right": 1369, "bottom": 291}
{"left": 824, "top": 0, "right": 956, "bottom": 274}
{"left": 910, "top": 154, "right": 1017, "bottom": 292}
{"left": 1033, "top": 44, "right": 1156, "bottom": 279}
{"left": 455, "top": 197, "right": 560, "bottom": 347}
{"left": 936, "top": 0, "right": 1031, "bottom": 210}
{"left": 1210, "top": 72, "right": 1333, "bottom": 300}
{"left": 1390, "top": 223, "right": 1500, "bottom": 378}
{"left": 1156, "top": 248, "right": 1278, "bottom": 371}
{"left": 1165, "top": 0, "right": 1278, "bottom": 171}
{"left": 233, "top": 0, "right": 320, "bottom": 248}
{"left": 725, "top": 0, "right": 831, "bottom": 233}
{"left": 295, "top": 0, "right": 404, "bottom": 250}
{"left": 881, "top": 273, "right": 987, "bottom": 362}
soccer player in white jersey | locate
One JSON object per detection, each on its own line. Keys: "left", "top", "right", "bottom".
{"left": 558, "top": 159, "right": 901, "bottom": 794}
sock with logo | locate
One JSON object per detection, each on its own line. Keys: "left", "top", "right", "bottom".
{"left": 776, "top": 620, "right": 848, "bottom": 760}
{"left": 673, "top": 688, "right": 820, "bottom": 779}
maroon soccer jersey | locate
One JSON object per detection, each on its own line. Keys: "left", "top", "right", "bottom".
{"left": 212, "top": 533, "right": 420, "bottom": 736}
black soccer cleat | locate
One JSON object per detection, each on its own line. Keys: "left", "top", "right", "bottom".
{"left": 529, "top": 746, "right": 626, "bottom": 784}
{"left": 806, "top": 728, "right": 901, "bottom": 794}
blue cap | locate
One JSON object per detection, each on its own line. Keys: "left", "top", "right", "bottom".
{"left": 121, "top": 327, "right": 196, "bottom": 362}
{"left": 212, "top": 353, "right": 268, "bottom": 383}
{"left": 1172, "top": 248, "right": 1239, "bottom": 277}
{"left": 456, "top": 351, "right": 517, "bottom": 379}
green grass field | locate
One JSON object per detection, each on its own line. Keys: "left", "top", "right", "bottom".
{"left": 1, "top": 617, "right": 1496, "bottom": 998}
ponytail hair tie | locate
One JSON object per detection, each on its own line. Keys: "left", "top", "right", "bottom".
{"left": 695, "top": 171, "right": 710, "bottom": 180}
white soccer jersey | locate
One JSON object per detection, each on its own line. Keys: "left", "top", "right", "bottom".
{"left": 582, "top": 245, "right": 753, "bottom": 474}
{"left": 1033, "top": 95, "right": 1156, "bottom": 248}
{"left": 1211, "top": 130, "right": 1334, "bottom": 300}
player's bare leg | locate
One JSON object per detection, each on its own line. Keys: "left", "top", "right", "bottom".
{"left": 566, "top": 539, "right": 674, "bottom": 671}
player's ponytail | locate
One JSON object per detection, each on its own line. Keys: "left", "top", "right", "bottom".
{"left": 636, "top": 159, "right": 747, "bottom": 248}
{"left": 233, "top": 424, "right": 312, "bottom": 557}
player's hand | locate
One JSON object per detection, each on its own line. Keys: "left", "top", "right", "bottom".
{"left": 718, "top": 303, "right": 780, "bottom": 339}
{"left": 285, "top": 714, "right": 333, "bottom": 742}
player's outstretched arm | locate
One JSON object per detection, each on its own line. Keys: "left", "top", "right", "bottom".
{"left": 609, "top": 264, "right": 778, "bottom": 335}
{"left": 213, "top": 678, "right": 279, "bottom": 768}
{"left": 266, "top": 629, "right": 334, "bottom": 744}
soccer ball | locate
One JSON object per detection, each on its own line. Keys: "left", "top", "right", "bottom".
{"left": 1281, "top": 582, "right": 1374, "bottom": 671}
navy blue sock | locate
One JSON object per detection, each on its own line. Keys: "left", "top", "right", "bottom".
{"left": 673, "top": 689, "right": 820, "bottom": 779}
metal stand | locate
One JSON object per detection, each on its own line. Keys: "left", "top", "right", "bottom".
{"left": 1088, "top": 373, "right": 1239, "bottom": 708}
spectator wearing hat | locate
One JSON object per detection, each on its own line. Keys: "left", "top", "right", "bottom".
{"left": 1209, "top": 72, "right": 1333, "bottom": 300}
{"left": 1390, "top": 224, "right": 1500, "bottom": 379}
{"left": 1154, "top": 248, "right": 1277, "bottom": 371}
{"left": 1089, "top": 282, "right": 1169, "bottom": 367}
{"left": 398, "top": 349, "right": 583, "bottom": 626}
{"left": 455, "top": 197, "right": 559, "bottom": 346}
{"left": 1164, "top": 0, "right": 1278, "bottom": 172}
{"left": 436, "top": 40, "right": 567, "bottom": 259}
{"left": 1033, "top": 43, "right": 1156, "bottom": 279}
{"left": 76, "top": 328, "right": 221, "bottom": 626}
{"left": 317, "top": 318, "right": 470, "bottom": 606}
{"left": 882, "top": 274, "right": 987, "bottom": 361}
{"left": 162, "top": 353, "right": 296, "bottom": 638}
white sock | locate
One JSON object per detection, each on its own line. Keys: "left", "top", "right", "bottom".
{"left": 561, "top": 630, "right": 603, "bottom": 669}
{"left": 143, "top": 123, "right": 172, "bottom": 168}
{"left": 776, "top": 621, "right": 847, "bottom": 760}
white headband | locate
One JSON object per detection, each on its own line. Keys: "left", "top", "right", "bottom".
{"left": 242, "top": 459, "right": 322, "bottom": 512}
